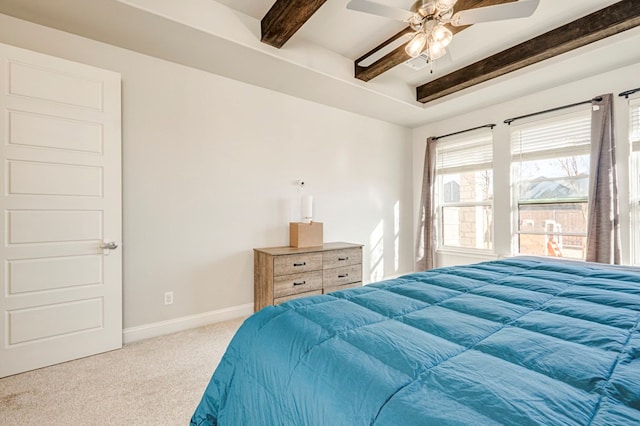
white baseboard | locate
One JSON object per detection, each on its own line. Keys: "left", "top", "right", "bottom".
{"left": 122, "top": 303, "right": 253, "bottom": 344}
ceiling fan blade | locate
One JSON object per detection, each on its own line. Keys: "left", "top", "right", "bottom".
{"left": 450, "top": 0, "right": 540, "bottom": 27}
{"left": 346, "top": 0, "right": 414, "bottom": 22}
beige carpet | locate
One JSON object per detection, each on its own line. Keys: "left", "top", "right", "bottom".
{"left": 0, "top": 317, "right": 245, "bottom": 425}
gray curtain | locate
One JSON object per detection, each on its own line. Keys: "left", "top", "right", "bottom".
{"left": 415, "top": 137, "right": 437, "bottom": 271}
{"left": 586, "top": 93, "right": 621, "bottom": 264}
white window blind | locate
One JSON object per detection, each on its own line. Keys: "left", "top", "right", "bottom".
{"left": 510, "top": 108, "right": 591, "bottom": 260}
{"left": 436, "top": 132, "right": 493, "bottom": 175}
{"left": 436, "top": 131, "right": 493, "bottom": 251}
{"left": 511, "top": 110, "right": 591, "bottom": 161}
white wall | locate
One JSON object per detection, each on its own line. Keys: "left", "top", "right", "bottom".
{"left": 0, "top": 14, "right": 413, "bottom": 331}
{"left": 413, "top": 61, "right": 640, "bottom": 267}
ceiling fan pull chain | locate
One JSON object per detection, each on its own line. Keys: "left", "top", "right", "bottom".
{"left": 426, "top": 39, "right": 434, "bottom": 74}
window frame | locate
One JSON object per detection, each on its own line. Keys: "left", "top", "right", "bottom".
{"left": 630, "top": 97, "right": 640, "bottom": 265}
{"left": 510, "top": 108, "right": 592, "bottom": 259}
{"left": 434, "top": 131, "right": 494, "bottom": 254}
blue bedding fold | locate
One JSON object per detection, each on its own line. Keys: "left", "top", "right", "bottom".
{"left": 191, "top": 258, "right": 640, "bottom": 425}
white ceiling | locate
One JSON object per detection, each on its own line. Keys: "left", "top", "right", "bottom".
{"left": 216, "top": 0, "right": 624, "bottom": 84}
{"left": 0, "top": 0, "right": 638, "bottom": 128}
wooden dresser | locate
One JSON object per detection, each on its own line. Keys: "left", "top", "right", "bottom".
{"left": 253, "top": 242, "right": 363, "bottom": 312}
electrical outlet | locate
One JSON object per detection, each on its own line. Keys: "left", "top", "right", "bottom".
{"left": 164, "top": 291, "right": 174, "bottom": 305}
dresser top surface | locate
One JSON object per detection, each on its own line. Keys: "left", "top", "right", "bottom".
{"left": 254, "top": 242, "right": 363, "bottom": 256}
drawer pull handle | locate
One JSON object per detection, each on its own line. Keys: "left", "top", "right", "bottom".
{"left": 338, "top": 273, "right": 349, "bottom": 278}
{"left": 293, "top": 262, "right": 306, "bottom": 267}
{"left": 293, "top": 281, "right": 306, "bottom": 286}
{"left": 338, "top": 257, "right": 349, "bottom": 261}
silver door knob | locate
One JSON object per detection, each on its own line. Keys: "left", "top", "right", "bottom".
{"left": 101, "top": 241, "right": 118, "bottom": 250}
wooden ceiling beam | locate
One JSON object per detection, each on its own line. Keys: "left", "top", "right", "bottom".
{"left": 417, "top": 0, "right": 640, "bottom": 103}
{"left": 261, "top": 0, "right": 326, "bottom": 48}
{"left": 354, "top": 0, "right": 516, "bottom": 82}
{"left": 354, "top": 27, "right": 414, "bottom": 82}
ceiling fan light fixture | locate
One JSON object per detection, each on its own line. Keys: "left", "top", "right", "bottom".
{"left": 435, "top": 0, "right": 457, "bottom": 13}
{"left": 409, "top": 15, "right": 424, "bottom": 31}
{"left": 431, "top": 24, "right": 453, "bottom": 47}
{"left": 415, "top": 1, "right": 437, "bottom": 18}
{"left": 427, "top": 42, "right": 447, "bottom": 60}
{"left": 439, "top": 8, "right": 453, "bottom": 20}
{"left": 405, "top": 31, "right": 428, "bottom": 58}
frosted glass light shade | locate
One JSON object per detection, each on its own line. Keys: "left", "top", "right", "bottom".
{"left": 405, "top": 31, "right": 428, "bottom": 58}
{"left": 431, "top": 24, "right": 453, "bottom": 48}
{"left": 417, "top": 2, "right": 436, "bottom": 17}
{"left": 409, "top": 15, "right": 424, "bottom": 31}
{"left": 428, "top": 42, "right": 447, "bottom": 60}
{"left": 435, "top": 0, "right": 457, "bottom": 12}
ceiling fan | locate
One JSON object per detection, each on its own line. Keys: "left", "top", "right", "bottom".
{"left": 347, "top": 0, "right": 540, "bottom": 64}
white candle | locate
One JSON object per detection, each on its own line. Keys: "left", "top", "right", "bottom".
{"left": 301, "top": 195, "right": 313, "bottom": 223}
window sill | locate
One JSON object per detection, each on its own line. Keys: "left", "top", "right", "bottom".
{"left": 436, "top": 247, "right": 499, "bottom": 259}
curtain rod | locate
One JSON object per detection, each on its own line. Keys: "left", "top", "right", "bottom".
{"left": 619, "top": 87, "right": 640, "bottom": 99}
{"left": 504, "top": 96, "right": 602, "bottom": 125}
{"left": 432, "top": 123, "right": 496, "bottom": 141}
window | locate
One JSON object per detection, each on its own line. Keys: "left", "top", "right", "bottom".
{"left": 435, "top": 132, "right": 493, "bottom": 251}
{"left": 511, "top": 110, "right": 591, "bottom": 259}
{"left": 630, "top": 98, "right": 640, "bottom": 265}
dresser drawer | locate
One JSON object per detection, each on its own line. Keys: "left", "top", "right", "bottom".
{"left": 273, "top": 252, "right": 322, "bottom": 276}
{"left": 274, "top": 270, "right": 323, "bottom": 298}
{"left": 322, "top": 248, "right": 362, "bottom": 270}
{"left": 323, "top": 264, "right": 361, "bottom": 287}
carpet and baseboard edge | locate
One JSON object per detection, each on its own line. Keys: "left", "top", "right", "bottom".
{"left": 122, "top": 303, "right": 253, "bottom": 344}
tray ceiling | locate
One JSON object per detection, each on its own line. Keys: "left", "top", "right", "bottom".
{"left": 1, "top": 0, "right": 638, "bottom": 127}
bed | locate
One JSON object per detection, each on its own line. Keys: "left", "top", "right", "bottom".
{"left": 191, "top": 257, "right": 640, "bottom": 425}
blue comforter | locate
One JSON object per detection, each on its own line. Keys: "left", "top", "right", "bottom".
{"left": 191, "top": 258, "right": 640, "bottom": 425}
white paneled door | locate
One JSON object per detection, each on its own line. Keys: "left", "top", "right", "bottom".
{"left": 0, "top": 43, "right": 122, "bottom": 377}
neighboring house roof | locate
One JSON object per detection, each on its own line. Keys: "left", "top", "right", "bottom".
{"left": 520, "top": 175, "right": 589, "bottom": 200}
